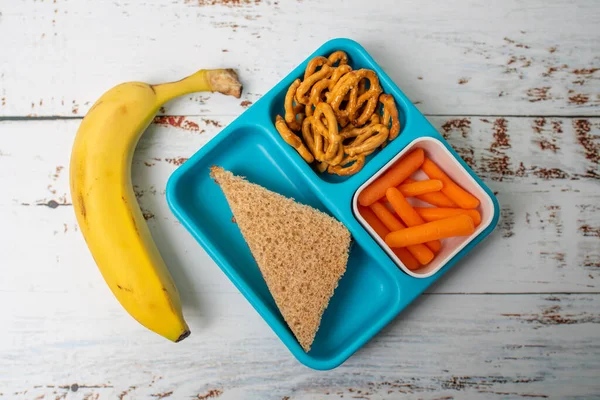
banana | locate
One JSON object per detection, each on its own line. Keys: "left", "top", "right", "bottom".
{"left": 70, "top": 69, "right": 242, "bottom": 342}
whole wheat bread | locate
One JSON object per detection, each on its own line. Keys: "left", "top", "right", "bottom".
{"left": 210, "top": 166, "right": 351, "bottom": 352}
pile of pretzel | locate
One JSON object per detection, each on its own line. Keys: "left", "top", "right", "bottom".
{"left": 275, "top": 50, "right": 400, "bottom": 176}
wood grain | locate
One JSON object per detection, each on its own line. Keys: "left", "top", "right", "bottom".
{"left": 1, "top": 1, "right": 599, "bottom": 396}
{"left": 0, "top": 292, "right": 598, "bottom": 399}
{"left": 0, "top": 0, "right": 598, "bottom": 117}
{"left": 0, "top": 116, "right": 597, "bottom": 298}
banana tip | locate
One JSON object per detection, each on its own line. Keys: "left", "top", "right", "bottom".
{"left": 176, "top": 329, "right": 191, "bottom": 343}
{"left": 209, "top": 69, "right": 243, "bottom": 99}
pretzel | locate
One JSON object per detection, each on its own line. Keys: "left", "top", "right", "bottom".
{"left": 338, "top": 116, "right": 350, "bottom": 128}
{"left": 313, "top": 122, "right": 326, "bottom": 161}
{"left": 328, "top": 71, "right": 358, "bottom": 106}
{"left": 304, "top": 56, "right": 330, "bottom": 80}
{"left": 309, "top": 78, "right": 331, "bottom": 109}
{"left": 357, "top": 77, "right": 367, "bottom": 96}
{"left": 277, "top": 50, "right": 402, "bottom": 176}
{"left": 283, "top": 79, "right": 302, "bottom": 131}
{"left": 340, "top": 123, "right": 372, "bottom": 140}
{"left": 329, "top": 143, "right": 345, "bottom": 166}
{"left": 328, "top": 50, "right": 348, "bottom": 66}
{"left": 327, "top": 71, "right": 360, "bottom": 119}
{"left": 340, "top": 113, "right": 380, "bottom": 138}
{"left": 293, "top": 104, "right": 305, "bottom": 124}
{"left": 275, "top": 115, "right": 314, "bottom": 163}
{"left": 303, "top": 116, "right": 326, "bottom": 161}
{"left": 351, "top": 128, "right": 376, "bottom": 147}
{"left": 317, "top": 161, "right": 329, "bottom": 173}
{"left": 313, "top": 102, "right": 341, "bottom": 161}
{"left": 351, "top": 93, "right": 380, "bottom": 126}
{"left": 350, "top": 70, "right": 382, "bottom": 126}
{"left": 344, "top": 124, "right": 389, "bottom": 156}
{"left": 328, "top": 154, "right": 365, "bottom": 176}
{"left": 305, "top": 103, "right": 314, "bottom": 117}
{"left": 379, "top": 94, "right": 400, "bottom": 141}
{"left": 296, "top": 64, "right": 332, "bottom": 105}
{"left": 323, "top": 65, "right": 353, "bottom": 104}
{"left": 301, "top": 117, "right": 317, "bottom": 156}
{"left": 328, "top": 64, "right": 352, "bottom": 91}
{"left": 369, "top": 113, "right": 381, "bottom": 125}
{"left": 355, "top": 70, "right": 381, "bottom": 104}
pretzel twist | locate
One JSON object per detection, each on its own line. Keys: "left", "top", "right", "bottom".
{"left": 313, "top": 122, "right": 326, "bottom": 161}
{"left": 313, "top": 102, "right": 342, "bottom": 161}
{"left": 329, "top": 143, "right": 345, "bottom": 166}
{"left": 344, "top": 124, "right": 389, "bottom": 156}
{"left": 296, "top": 64, "right": 332, "bottom": 105}
{"left": 328, "top": 50, "right": 349, "bottom": 66}
{"left": 301, "top": 117, "right": 316, "bottom": 156}
{"left": 302, "top": 116, "right": 326, "bottom": 161}
{"left": 309, "top": 78, "right": 331, "bottom": 110}
{"left": 340, "top": 113, "right": 381, "bottom": 139}
{"left": 327, "top": 71, "right": 360, "bottom": 119}
{"left": 328, "top": 154, "right": 366, "bottom": 176}
{"left": 379, "top": 93, "right": 401, "bottom": 141}
{"left": 304, "top": 56, "right": 330, "bottom": 80}
{"left": 305, "top": 103, "right": 314, "bottom": 117}
{"left": 328, "top": 64, "right": 352, "bottom": 91}
{"left": 275, "top": 115, "right": 314, "bottom": 163}
{"left": 317, "top": 161, "right": 329, "bottom": 173}
{"left": 350, "top": 70, "right": 382, "bottom": 126}
{"left": 276, "top": 50, "right": 401, "bottom": 176}
{"left": 284, "top": 79, "right": 303, "bottom": 131}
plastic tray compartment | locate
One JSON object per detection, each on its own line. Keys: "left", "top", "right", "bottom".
{"left": 166, "top": 38, "right": 500, "bottom": 370}
{"left": 353, "top": 137, "right": 498, "bottom": 278}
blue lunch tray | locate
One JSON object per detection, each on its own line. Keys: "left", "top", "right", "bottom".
{"left": 166, "top": 38, "right": 500, "bottom": 370}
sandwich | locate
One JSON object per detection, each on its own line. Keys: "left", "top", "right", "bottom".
{"left": 210, "top": 166, "right": 351, "bottom": 352}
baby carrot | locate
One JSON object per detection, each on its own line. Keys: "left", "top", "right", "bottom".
{"left": 369, "top": 202, "right": 434, "bottom": 265}
{"left": 414, "top": 207, "right": 482, "bottom": 226}
{"left": 359, "top": 205, "right": 390, "bottom": 239}
{"left": 385, "top": 214, "right": 476, "bottom": 248}
{"left": 421, "top": 158, "right": 480, "bottom": 209}
{"left": 403, "top": 178, "right": 457, "bottom": 208}
{"left": 386, "top": 187, "right": 442, "bottom": 253}
{"left": 358, "top": 206, "right": 420, "bottom": 270}
{"left": 369, "top": 202, "right": 406, "bottom": 232}
{"left": 358, "top": 148, "right": 425, "bottom": 206}
{"left": 398, "top": 179, "right": 443, "bottom": 197}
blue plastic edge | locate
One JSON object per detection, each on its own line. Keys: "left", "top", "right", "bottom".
{"left": 166, "top": 37, "right": 501, "bottom": 370}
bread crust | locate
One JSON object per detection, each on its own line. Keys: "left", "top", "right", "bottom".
{"left": 211, "top": 166, "right": 351, "bottom": 352}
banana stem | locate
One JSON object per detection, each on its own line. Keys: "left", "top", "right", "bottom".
{"left": 152, "top": 69, "right": 243, "bottom": 104}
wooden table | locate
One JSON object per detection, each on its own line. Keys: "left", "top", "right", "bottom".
{"left": 1, "top": 1, "right": 599, "bottom": 398}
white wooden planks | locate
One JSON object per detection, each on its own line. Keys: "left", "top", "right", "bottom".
{"left": 1, "top": 0, "right": 599, "bottom": 397}
{"left": 0, "top": 292, "right": 598, "bottom": 399}
{"left": 0, "top": 0, "right": 599, "bottom": 117}
{"left": 0, "top": 116, "right": 597, "bottom": 297}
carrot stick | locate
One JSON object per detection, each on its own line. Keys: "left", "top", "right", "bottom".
{"left": 415, "top": 207, "right": 482, "bottom": 226}
{"left": 385, "top": 214, "right": 476, "bottom": 248}
{"left": 359, "top": 205, "right": 390, "bottom": 239}
{"left": 398, "top": 179, "right": 443, "bottom": 197}
{"left": 385, "top": 187, "right": 442, "bottom": 253}
{"left": 369, "top": 202, "right": 406, "bottom": 231}
{"left": 404, "top": 178, "right": 457, "bottom": 207}
{"left": 358, "top": 148, "right": 425, "bottom": 206}
{"left": 369, "top": 202, "right": 434, "bottom": 265}
{"left": 421, "top": 158, "right": 480, "bottom": 209}
{"left": 358, "top": 206, "right": 420, "bottom": 270}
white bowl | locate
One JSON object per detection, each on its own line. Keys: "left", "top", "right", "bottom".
{"left": 352, "top": 136, "right": 495, "bottom": 278}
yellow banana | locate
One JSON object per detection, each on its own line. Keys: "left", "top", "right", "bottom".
{"left": 70, "top": 69, "right": 242, "bottom": 342}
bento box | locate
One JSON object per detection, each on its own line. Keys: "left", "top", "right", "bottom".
{"left": 166, "top": 38, "right": 500, "bottom": 370}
